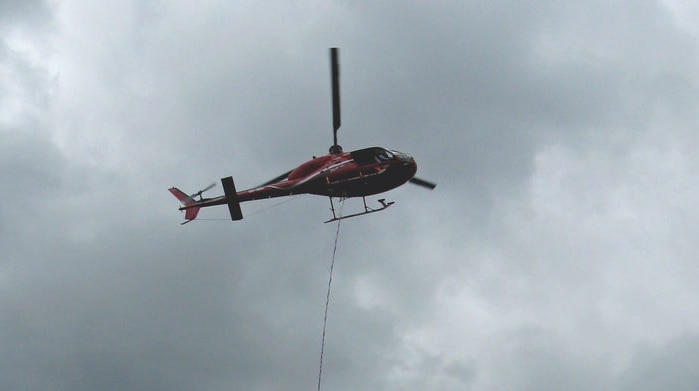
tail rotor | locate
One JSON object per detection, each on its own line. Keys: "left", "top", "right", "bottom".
{"left": 168, "top": 182, "right": 216, "bottom": 224}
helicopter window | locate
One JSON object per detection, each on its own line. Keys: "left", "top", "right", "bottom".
{"left": 351, "top": 147, "right": 386, "bottom": 165}
{"left": 376, "top": 150, "right": 394, "bottom": 162}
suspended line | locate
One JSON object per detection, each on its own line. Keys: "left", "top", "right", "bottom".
{"left": 245, "top": 195, "right": 300, "bottom": 218}
{"left": 317, "top": 198, "right": 344, "bottom": 391}
{"left": 189, "top": 196, "right": 300, "bottom": 222}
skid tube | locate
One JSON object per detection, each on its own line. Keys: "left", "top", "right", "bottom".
{"left": 324, "top": 196, "right": 395, "bottom": 223}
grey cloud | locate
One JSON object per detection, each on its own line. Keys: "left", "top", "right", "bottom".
{"left": 3, "top": 1, "right": 699, "bottom": 390}
{"left": 621, "top": 335, "right": 699, "bottom": 391}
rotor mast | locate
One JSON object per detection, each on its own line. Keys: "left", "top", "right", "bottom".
{"left": 329, "top": 47, "right": 342, "bottom": 154}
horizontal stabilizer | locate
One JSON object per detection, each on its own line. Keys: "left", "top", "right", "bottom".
{"left": 221, "top": 176, "right": 243, "bottom": 221}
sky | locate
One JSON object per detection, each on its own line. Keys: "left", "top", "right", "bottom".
{"left": 2, "top": 0, "right": 699, "bottom": 390}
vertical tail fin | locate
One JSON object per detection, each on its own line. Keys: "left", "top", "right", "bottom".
{"left": 169, "top": 187, "right": 201, "bottom": 224}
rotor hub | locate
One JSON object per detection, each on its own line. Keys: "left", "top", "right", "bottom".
{"left": 329, "top": 144, "right": 343, "bottom": 154}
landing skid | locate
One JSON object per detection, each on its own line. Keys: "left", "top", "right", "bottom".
{"left": 324, "top": 196, "right": 395, "bottom": 223}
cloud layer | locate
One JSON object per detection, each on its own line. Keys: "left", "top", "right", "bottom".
{"left": 2, "top": 1, "right": 699, "bottom": 390}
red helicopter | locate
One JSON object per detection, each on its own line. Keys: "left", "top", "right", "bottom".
{"left": 169, "top": 48, "right": 435, "bottom": 224}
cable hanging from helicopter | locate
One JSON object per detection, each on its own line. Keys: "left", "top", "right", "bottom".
{"left": 317, "top": 198, "right": 344, "bottom": 391}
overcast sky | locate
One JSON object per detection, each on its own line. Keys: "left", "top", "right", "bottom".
{"left": 3, "top": 1, "right": 699, "bottom": 390}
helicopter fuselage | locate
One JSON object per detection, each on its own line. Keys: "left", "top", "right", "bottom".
{"left": 181, "top": 147, "right": 417, "bottom": 212}
{"left": 245, "top": 146, "right": 416, "bottom": 200}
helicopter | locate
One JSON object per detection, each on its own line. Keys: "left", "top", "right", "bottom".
{"left": 169, "top": 48, "right": 435, "bottom": 224}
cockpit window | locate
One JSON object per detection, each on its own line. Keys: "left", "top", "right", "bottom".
{"left": 350, "top": 147, "right": 396, "bottom": 165}
{"left": 376, "top": 150, "right": 394, "bottom": 161}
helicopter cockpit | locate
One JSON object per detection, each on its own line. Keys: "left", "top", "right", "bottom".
{"left": 350, "top": 147, "right": 399, "bottom": 165}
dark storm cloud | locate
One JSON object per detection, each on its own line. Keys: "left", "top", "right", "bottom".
{"left": 3, "top": 1, "right": 699, "bottom": 390}
{"left": 0, "top": 131, "right": 65, "bottom": 236}
{"left": 2, "top": 227, "right": 248, "bottom": 390}
{"left": 0, "top": 2, "right": 61, "bottom": 244}
{"left": 0, "top": 0, "right": 50, "bottom": 26}
{"left": 339, "top": 1, "right": 699, "bottom": 203}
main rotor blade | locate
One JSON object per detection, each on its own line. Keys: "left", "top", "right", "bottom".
{"left": 330, "top": 47, "right": 341, "bottom": 145}
{"left": 409, "top": 177, "right": 437, "bottom": 190}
